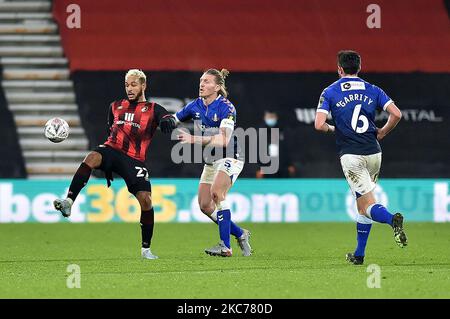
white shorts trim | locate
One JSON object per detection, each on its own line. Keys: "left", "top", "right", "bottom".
{"left": 340, "top": 153, "right": 382, "bottom": 198}
{"left": 199, "top": 158, "right": 244, "bottom": 185}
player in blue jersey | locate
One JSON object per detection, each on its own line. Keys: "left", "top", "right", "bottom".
{"left": 314, "top": 50, "right": 408, "bottom": 265}
{"left": 168, "top": 68, "right": 252, "bottom": 257}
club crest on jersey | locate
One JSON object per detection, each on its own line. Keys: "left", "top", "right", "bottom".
{"left": 141, "top": 106, "right": 148, "bottom": 112}
{"left": 213, "top": 113, "right": 218, "bottom": 122}
{"left": 118, "top": 105, "right": 123, "bottom": 110}
{"left": 194, "top": 112, "right": 200, "bottom": 119}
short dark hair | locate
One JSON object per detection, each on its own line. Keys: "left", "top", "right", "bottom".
{"left": 337, "top": 50, "right": 361, "bottom": 75}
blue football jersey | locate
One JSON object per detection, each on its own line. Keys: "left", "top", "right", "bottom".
{"left": 175, "top": 95, "right": 242, "bottom": 162}
{"left": 176, "top": 95, "right": 236, "bottom": 129}
{"left": 317, "top": 76, "right": 393, "bottom": 156}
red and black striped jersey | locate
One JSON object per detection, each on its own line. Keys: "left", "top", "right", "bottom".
{"left": 104, "top": 99, "right": 169, "bottom": 162}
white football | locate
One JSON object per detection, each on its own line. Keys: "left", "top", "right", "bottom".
{"left": 44, "top": 117, "right": 70, "bottom": 143}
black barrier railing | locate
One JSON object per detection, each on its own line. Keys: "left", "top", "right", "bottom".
{"left": 72, "top": 71, "right": 450, "bottom": 178}
{"left": 0, "top": 64, "right": 26, "bottom": 178}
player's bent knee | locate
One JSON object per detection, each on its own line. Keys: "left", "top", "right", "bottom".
{"left": 84, "top": 151, "right": 102, "bottom": 169}
{"left": 356, "top": 203, "right": 367, "bottom": 216}
{"left": 359, "top": 202, "right": 372, "bottom": 215}
{"left": 199, "top": 202, "right": 214, "bottom": 215}
{"left": 136, "top": 191, "right": 152, "bottom": 210}
{"left": 210, "top": 191, "right": 225, "bottom": 204}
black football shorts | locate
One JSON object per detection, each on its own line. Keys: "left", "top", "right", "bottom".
{"left": 93, "top": 144, "right": 151, "bottom": 195}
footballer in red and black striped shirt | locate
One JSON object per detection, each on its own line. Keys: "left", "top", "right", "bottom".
{"left": 54, "top": 69, "right": 176, "bottom": 260}
{"left": 105, "top": 98, "right": 169, "bottom": 162}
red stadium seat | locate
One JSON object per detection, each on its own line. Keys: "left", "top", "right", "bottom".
{"left": 53, "top": 0, "right": 450, "bottom": 72}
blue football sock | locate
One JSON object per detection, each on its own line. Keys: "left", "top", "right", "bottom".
{"left": 368, "top": 204, "right": 394, "bottom": 226}
{"left": 212, "top": 211, "right": 243, "bottom": 238}
{"left": 355, "top": 222, "right": 372, "bottom": 257}
{"left": 217, "top": 209, "right": 231, "bottom": 248}
{"left": 230, "top": 221, "right": 244, "bottom": 238}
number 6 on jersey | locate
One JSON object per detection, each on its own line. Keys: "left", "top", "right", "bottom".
{"left": 351, "top": 104, "right": 369, "bottom": 133}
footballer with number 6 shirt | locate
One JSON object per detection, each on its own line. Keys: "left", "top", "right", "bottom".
{"left": 53, "top": 69, "right": 176, "bottom": 260}
{"left": 314, "top": 51, "right": 408, "bottom": 265}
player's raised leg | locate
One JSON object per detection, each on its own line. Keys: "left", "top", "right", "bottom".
{"left": 54, "top": 151, "right": 102, "bottom": 218}
{"left": 354, "top": 190, "right": 407, "bottom": 251}
{"left": 342, "top": 154, "right": 406, "bottom": 266}
{"left": 136, "top": 191, "right": 158, "bottom": 259}
{"left": 364, "top": 203, "right": 408, "bottom": 248}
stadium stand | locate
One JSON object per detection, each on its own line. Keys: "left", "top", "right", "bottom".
{"left": 0, "top": 0, "right": 88, "bottom": 178}
{"left": 53, "top": 0, "right": 450, "bottom": 73}
{"left": 50, "top": 0, "right": 450, "bottom": 178}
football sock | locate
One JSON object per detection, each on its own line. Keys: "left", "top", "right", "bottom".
{"left": 355, "top": 214, "right": 373, "bottom": 257}
{"left": 217, "top": 209, "right": 231, "bottom": 249}
{"left": 231, "top": 221, "right": 244, "bottom": 238}
{"left": 140, "top": 208, "right": 154, "bottom": 249}
{"left": 67, "top": 162, "right": 92, "bottom": 202}
{"left": 211, "top": 210, "right": 243, "bottom": 238}
{"left": 367, "top": 204, "right": 394, "bottom": 226}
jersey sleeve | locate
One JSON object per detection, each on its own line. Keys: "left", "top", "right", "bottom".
{"left": 153, "top": 103, "right": 170, "bottom": 124}
{"left": 107, "top": 102, "right": 115, "bottom": 133}
{"left": 218, "top": 98, "right": 236, "bottom": 131}
{"left": 174, "top": 100, "right": 195, "bottom": 122}
{"left": 316, "top": 89, "right": 331, "bottom": 114}
{"left": 375, "top": 86, "right": 393, "bottom": 111}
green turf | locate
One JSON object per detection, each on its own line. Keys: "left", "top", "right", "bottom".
{"left": 0, "top": 222, "right": 449, "bottom": 298}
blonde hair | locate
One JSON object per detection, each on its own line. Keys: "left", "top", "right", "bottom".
{"left": 125, "top": 69, "right": 146, "bottom": 84}
{"left": 204, "top": 68, "right": 230, "bottom": 98}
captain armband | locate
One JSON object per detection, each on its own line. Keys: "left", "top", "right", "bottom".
{"left": 219, "top": 118, "right": 235, "bottom": 131}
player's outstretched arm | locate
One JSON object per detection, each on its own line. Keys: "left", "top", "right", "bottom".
{"left": 177, "top": 127, "right": 232, "bottom": 147}
{"left": 314, "top": 111, "right": 335, "bottom": 134}
{"left": 154, "top": 104, "right": 177, "bottom": 134}
{"left": 159, "top": 115, "right": 177, "bottom": 134}
{"left": 377, "top": 102, "right": 402, "bottom": 140}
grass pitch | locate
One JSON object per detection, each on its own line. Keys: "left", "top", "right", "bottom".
{"left": 0, "top": 222, "right": 449, "bottom": 298}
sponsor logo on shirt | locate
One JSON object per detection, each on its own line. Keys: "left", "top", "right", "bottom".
{"left": 341, "top": 81, "right": 366, "bottom": 91}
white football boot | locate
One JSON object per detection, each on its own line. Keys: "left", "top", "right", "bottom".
{"left": 53, "top": 198, "right": 73, "bottom": 218}
{"left": 141, "top": 248, "right": 159, "bottom": 260}
{"left": 237, "top": 229, "right": 253, "bottom": 256}
{"left": 204, "top": 240, "right": 232, "bottom": 257}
